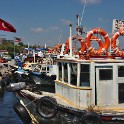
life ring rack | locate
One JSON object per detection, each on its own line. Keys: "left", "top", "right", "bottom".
{"left": 111, "top": 29, "right": 124, "bottom": 57}
{"left": 85, "top": 28, "right": 110, "bottom": 55}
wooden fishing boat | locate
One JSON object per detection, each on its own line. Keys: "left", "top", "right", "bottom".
{"left": 11, "top": 18, "right": 124, "bottom": 124}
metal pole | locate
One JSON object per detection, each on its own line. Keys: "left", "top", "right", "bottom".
{"left": 69, "top": 24, "right": 72, "bottom": 57}
{"left": 77, "top": 14, "right": 80, "bottom": 35}
{"left": 33, "top": 50, "right": 35, "bottom": 63}
{"left": 110, "top": 19, "right": 115, "bottom": 54}
{"left": 14, "top": 40, "right": 15, "bottom": 59}
{"left": 28, "top": 42, "right": 29, "bottom": 54}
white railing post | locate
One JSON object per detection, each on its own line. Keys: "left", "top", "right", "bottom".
{"left": 69, "top": 24, "right": 72, "bottom": 57}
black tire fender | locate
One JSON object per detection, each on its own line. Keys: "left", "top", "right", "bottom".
{"left": 81, "top": 111, "right": 103, "bottom": 124}
{"left": 13, "top": 102, "right": 31, "bottom": 124}
{"left": 36, "top": 96, "right": 58, "bottom": 119}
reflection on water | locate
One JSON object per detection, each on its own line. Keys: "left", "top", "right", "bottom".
{"left": 0, "top": 91, "right": 23, "bottom": 124}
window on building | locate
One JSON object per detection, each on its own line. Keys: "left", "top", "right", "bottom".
{"left": 118, "top": 66, "right": 124, "bottom": 77}
{"left": 118, "top": 83, "right": 124, "bottom": 103}
{"left": 80, "top": 64, "right": 90, "bottom": 86}
{"left": 99, "top": 69, "right": 113, "bottom": 80}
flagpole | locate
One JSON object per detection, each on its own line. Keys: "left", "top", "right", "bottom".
{"left": 14, "top": 39, "right": 15, "bottom": 60}
{"left": 28, "top": 42, "right": 29, "bottom": 54}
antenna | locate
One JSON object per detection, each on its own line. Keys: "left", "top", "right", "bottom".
{"left": 80, "top": 0, "right": 87, "bottom": 26}
{"left": 59, "top": 29, "right": 62, "bottom": 43}
{"left": 76, "top": 15, "right": 84, "bottom": 35}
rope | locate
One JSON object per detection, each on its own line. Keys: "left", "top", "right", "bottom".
{"left": 80, "top": 0, "right": 87, "bottom": 26}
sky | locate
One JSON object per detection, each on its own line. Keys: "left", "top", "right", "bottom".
{"left": 0, "top": 0, "right": 124, "bottom": 47}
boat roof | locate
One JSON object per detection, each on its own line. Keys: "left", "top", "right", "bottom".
{"left": 56, "top": 56, "right": 124, "bottom": 63}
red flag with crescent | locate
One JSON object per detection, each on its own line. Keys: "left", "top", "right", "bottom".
{"left": 0, "top": 19, "right": 16, "bottom": 33}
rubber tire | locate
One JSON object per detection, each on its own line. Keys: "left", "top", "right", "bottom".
{"left": 36, "top": 96, "right": 58, "bottom": 119}
{"left": 81, "top": 111, "right": 103, "bottom": 124}
{"left": 13, "top": 102, "right": 31, "bottom": 124}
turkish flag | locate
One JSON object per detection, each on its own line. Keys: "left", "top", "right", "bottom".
{"left": 14, "top": 37, "right": 21, "bottom": 42}
{"left": 0, "top": 19, "right": 16, "bottom": 33}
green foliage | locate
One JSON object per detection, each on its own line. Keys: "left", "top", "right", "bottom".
{"left": 0, "top": 41, "right": 27, "bottom": 57}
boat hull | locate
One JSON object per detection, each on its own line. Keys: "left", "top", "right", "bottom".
{"left": 16, "top": 92, "right": 82, "bottom": 124}
{"left": 15, "top": 90, "right": 119, "bottom": 124}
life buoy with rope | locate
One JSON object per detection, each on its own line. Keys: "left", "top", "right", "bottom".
{"left": 64, "top": 35, "right": 77, "bottom": 54}
{"left": 78, "top": 36, "right": 86, "bottom": 55}
{"left": 85, "top": 28, "right": 110, "bottom": 55}
{"left": 53, "top": 43, "right": 62, "bottom": 54}
{"left": 36, "top": 96, "right": 58, "bottom": 119}
{"left": 64, "top": 35, "right": 86, "bottom": 55}
{"left": 111, "top": 29, "right": 124, "bottom": 57}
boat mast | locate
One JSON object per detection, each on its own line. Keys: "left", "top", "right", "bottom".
{"left": 69, "top": 24, "right": 72, "bottom": 57}
{"left": 77, "top": 14, "right": 80, "bottom": 35}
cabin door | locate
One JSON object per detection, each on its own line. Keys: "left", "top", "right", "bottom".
{"left": 96, "top": 67, "right": 113, "bottom": 106}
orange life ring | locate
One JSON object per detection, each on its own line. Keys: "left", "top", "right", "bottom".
{"left": 78, "top": 36, "right": 86, "bottom": 54}
{"left": 64, "top": 35, "right": 86, "bottom": 55}
{"left": 53, "top": 43, "right": 62, "bottom": 54}
{"left": 85, "top": 28, "right": 110, "bottom": 55}
{"left": 111, "top": 29, "right": 124, "bottom": 57}
{"left": 64, "top": 35, "right": 78, "bottom": 54}
{"left": 89, "top": 35, "right": 103, "bottom": 55}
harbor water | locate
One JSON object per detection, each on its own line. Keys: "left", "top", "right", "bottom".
{"left": 0, "top": 90, "right": 23, "bottom": 124}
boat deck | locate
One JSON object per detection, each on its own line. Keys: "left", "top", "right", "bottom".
{"left": 21, "top": 89, "right": 82, "bottom": 109}
{"left": 20, "top": 89, "right": 124, "bottom": 116}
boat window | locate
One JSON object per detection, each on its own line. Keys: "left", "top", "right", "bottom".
{"left": 80, "top": 64, "right": 90, "bottom": 87}
{"left": 47, "top": 66, "right": 49, "bottom": 71}
{"left": 118, "top": 66, "right": 124, "bottom": 77}
{"left": 42, "top": 66, "right": 46, "bottom": 71}
{"left": 99, "top": 69, "right": 113, "bottom": 80}
{"left": 70, "top": 63, "right": 77, "bottom": 86}
{"left": 118, "top": 83, "right": 124, "bottom": 103}
{"left": 58, "top": 62, "right": 62, "bottom": 81}
{"left": 64, "top": 63, "right": 68, "bottom": 83}
{"left": 41, "top": 65, "right": 49, "bottom": 72}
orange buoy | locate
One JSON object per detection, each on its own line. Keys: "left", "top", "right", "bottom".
{"left": 53, "top": 43, "right": 62, "bottom": 54}
{"left": 85, "top": 28, "right": 110, "bottom": 55}
{"left": 111, "top": 29, "right": 124, "bottom": 57}
{"left": 78, "top": 36, "right": 86, "bottom": 54}
{"left": 64, "top": 35, "right": 86, "bottom": 55}
{"left": 64, "top": 35, "right": 78, "bottom": 54}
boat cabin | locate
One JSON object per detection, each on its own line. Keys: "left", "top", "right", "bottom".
{"left": 55, "top": 57, "right": 124, "bottom": 112}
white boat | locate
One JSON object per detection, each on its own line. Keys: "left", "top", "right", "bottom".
{"left": 11, "top": 18, "right": 124, "bottom": 124}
